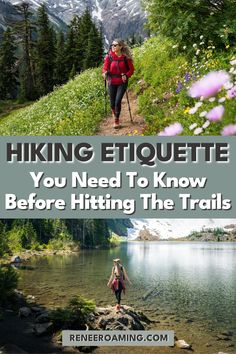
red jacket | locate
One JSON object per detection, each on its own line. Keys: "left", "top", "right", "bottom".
{"left": 102, "top": 50, "right": 135, "bottom": 85}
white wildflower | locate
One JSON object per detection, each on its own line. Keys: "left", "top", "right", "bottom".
{"left": 224, "top": 82, "right": 233, "bottom": 89}
{"left": 218, "top": 97, "right": 226, "bottom": 103}
{"left": 189, "top": 123, "right": 198, "bottom": 130}
{"left": 189, "top": 107, "right": 198, "bottom": 114}
{"left": 209, "top": 97, "right": 216, "bottom": 102}
{"left": 195, "top": 102, "right": 203, "bottom": 109}
{"left": 194, "top": 127, "right": 203, "bottom": 135}
{"left": 199, "top": 111, "right": 207, "bottom": 117}
{"left": 202, "top": 121, "right": 211, "bottom": 129}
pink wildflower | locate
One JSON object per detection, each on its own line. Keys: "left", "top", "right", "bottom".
{"left": 227, "top": 86, "right": 236, "bottom": 99}
{"left": 206, "top": 105, "right": 225, "bottom": 121}
{"left": 221, "top": 124, "right": 236, "bottom": 136}
{"left": 188, "top": 71, "right": 230, "bottom": 98}
{"left": 158, "top": 123, "right": 183, "bottom": 136}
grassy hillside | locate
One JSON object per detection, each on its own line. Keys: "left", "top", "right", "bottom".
{"left": 131, "top": 37, "right": 236, "bottom": 136}
{"left": 0, "top": 69, "right": 104, "bottom": 136}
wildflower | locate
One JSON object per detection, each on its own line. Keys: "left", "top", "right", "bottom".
{"left": 189, "top": 107, "right": 198, "bottom": 114}
{"left": 200, "top": 42, "right": 205, "bottom": 45}
{"left": 183, "top": 46, "right": 187, "bottom": 50}
{"left": 202, "top": 121, "right": 210, "bottom": 129}
{"left": 193, "top": 43, "right": 197, "bottom": 48}
{"left": 184, "top": 72, "right": 191, "bottom": 82}
{"left": 221, "top": 124, "right": 236, "bottom": 136}
{"left": 194, "top": 127, "right": 203, "bottom": 135}
{"left": 230, "top": 59, "right": 236, "bottom": 66}
{"left": 189, "top": 123, "right": 197, "bottom": 130}
{"left": 209, "top": 97, "right": 216, "bottom": 102}
{"left": 229, "top": 68, "right": 235, "bottom": 73}
{"left": 172, "top": 45, "right": 178, "bottom": 49}
{"left": 188, "top": 71, "right": 230, "bottom": 98}
{"left": 206, "top": 105, "right": 225, "bottom": 121}
{"left": 225, "top": 44, "right": 230, "bottom": 49}
{"left": 184, "top": 107, "right": 190, "bottom": 114}
{"left": 196, "top": 49, "right": 200, "bottom": 55}
{"left": 227, "top": 86, "right": 236, "bottom": 99}
{"left": 195, "top": 102, "right": 203, "bottom": 108}
{"left": 176, "top": 81, "right": 183, "bottom": 93}
{"left": 200, "top": 35, "right": 204, "bottom": 40}
{"left": 158, "top": 123, "right": 183, "bottom": 136}
{"left": 218, "top": 97, "right": 226, "bottom": 103}
{"left": 224, "top": 82, "right": 234, "bottom": 90}
{"left": 199, "top": 111, "right": 207, "bottom": 117}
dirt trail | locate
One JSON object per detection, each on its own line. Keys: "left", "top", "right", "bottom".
{"left": 97, "top": 91, "right": 145, "bottom": 136}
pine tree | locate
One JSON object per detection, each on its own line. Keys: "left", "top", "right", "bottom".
{"left": 36, "top": 4, "right": 55, "bottom": 96}
{"left": 0, "top": 28, "right": 18, "bottom": 99}
{"left": 13, "top": 2, "right": 37, "bottom": 101}
{"left": 83, "top": 24, "right": 103, "bottom": 70}
{"left": 77, "top": 8, "right": 94, "bottom": 70}
{"left": 65, "top": 16, "right": 81, "bottom": 77}
{"left": 54, "top": 31, "right": 67, "bottom": 85}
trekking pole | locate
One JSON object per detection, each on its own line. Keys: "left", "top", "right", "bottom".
{"left": 126, "top": 90, "right": 133, "bottom": 123}
{"left": 104, "top": 78, "right": 107, "bottom": 116}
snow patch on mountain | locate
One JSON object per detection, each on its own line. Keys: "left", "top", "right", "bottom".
{"left": 128, "top": 219, "right": 236, "bottom": 240}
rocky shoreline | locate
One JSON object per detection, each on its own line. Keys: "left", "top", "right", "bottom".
{"left": 1, "top": 290, "right": 235, "bottom": 354}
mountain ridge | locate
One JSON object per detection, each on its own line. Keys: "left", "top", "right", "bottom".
{"left": 4, "top": 0, "right": 146, "bottom": 43}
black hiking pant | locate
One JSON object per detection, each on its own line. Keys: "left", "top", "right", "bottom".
{"left": 108, "top": 82, "right": 128, "bottom": 119}
{"left": 114, "top": 280, "right": 123, "bottom": 304}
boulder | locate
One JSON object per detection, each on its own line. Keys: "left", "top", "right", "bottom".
{"left": 31, "top": 306, "right": 44, "bottom": 315}
{"left": 18, "top": 307, "right": 31, "bottom": 318}
{"left": 175, "top": 339, "right": 192, "bottom": 349}
{"left": 11, "top": 255, "right": 21, "bottom": 263}
{"left": 91, "top": 305, "right": 151, "bottom": 331}
{"left": 35, "top": 312, "right": 50, "bottom": 323}
{"left": 33, "top": 322, "right": 53, "bottom": 336}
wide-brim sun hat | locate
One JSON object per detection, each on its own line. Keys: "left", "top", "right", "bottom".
{"left": 113, "top": 258, "right": 121, "bottom": 263}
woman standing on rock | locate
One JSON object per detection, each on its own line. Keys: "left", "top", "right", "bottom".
{"left": 102, "top": 39, "right": 134, "bottom": 129}
{"left": 107, "top": 258, "right": 132, "bottom": 311}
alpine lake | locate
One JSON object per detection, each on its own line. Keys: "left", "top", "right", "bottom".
{"left": 17, "top": 241, "right": 236, "bottom": 353}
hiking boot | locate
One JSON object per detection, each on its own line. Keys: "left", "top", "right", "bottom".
{"left": 114, "top": 118, "right": 120, "bottom": 129}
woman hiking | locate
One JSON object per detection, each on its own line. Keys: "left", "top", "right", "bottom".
{"left": 107, "top": 258, "right": 132, "bottom": 311}
{"left": 102, "top": 39, "right": 134, "bottom": 129}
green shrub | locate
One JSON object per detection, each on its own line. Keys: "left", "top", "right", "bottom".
{"left": 144, "top": 0, "right": 236, "bottom": 50}
{"left": 7, "top": 221, "right": 37, "bottom": 252}
{"left": 0, "top": 266, "right": 18, "bottom": 303}
{"left": 51, "top": 295, "right": 95, "bottom": 330}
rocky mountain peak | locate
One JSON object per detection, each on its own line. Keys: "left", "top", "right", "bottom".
{"left": 4, "top": 0, "right": 146, "bottom": 43}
